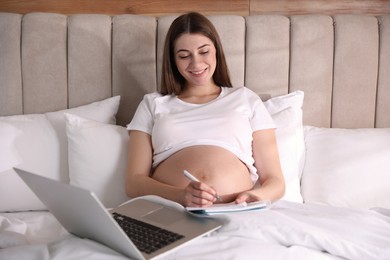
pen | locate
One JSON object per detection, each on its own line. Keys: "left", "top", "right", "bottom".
{"left": 183, "top": 170, "right": 222, "bottom": 202}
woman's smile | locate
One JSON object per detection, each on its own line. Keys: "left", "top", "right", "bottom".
{"left": 189, "top": 68, "right": 207, "bottom": 76}
{"left": 190, "top": 68, "right": 206, "bottom": 74}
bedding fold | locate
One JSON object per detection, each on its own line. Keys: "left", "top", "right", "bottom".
{"left": 1, "top": 201, "right": 389, "bottom": 260}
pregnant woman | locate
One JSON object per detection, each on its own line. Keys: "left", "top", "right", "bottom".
{"left": 126, "top": 12, "right": 285, "bottom": 207}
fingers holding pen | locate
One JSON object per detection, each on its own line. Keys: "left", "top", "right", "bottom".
{"left": 184, "top": 181, "right": 217, "bottom": 207}
{"left": 182, "top": 170, "right": 221, "bottom": 207}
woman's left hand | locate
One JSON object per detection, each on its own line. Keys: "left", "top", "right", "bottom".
{"left": 234, "top": 190, "right": 262, "bottom": 204}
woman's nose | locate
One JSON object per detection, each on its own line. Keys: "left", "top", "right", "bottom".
{"left": 190, "top": 54, "right": 201, "bottom": 65}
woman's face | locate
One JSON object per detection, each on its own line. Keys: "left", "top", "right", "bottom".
{"left": 174, "top": 33, "right": 217, "bottom": 89}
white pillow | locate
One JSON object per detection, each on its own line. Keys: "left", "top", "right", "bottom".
{"left": 302, "top": 126, "right": 390, "bottom": 209}
{"left": 0, "top": 123, "right": 21, "bottom": 173}
{"left": 0, "top": 96, "right": 120, "bottom": 212}
{"left": 45, "top": 96, "right": 120, "bottom": 183}
{"left": 264, "top": 91, "right": 305, "bottom": 203}
{"left": 65, "top": 114, "right": 129, "bottom": 208}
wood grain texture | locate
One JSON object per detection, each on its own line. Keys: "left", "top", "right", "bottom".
{"left": 0, "top": 0, "right": 249, "bottom": 16}
{"left": 250, "top": 0, "right": 390, "bottom": 16}
{"left": 1, "top": 0, "right": 389, "bottom": 16}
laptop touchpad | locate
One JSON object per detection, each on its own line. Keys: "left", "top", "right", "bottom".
{"left": 143, "top": 207, "right": 183, "bottom": 226}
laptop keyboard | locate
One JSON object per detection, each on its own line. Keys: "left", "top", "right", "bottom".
{"left": 112, "top": 212, "right": 185, "bottom": 254}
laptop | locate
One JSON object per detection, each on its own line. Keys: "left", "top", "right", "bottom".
{"left": 14, "top": 167, "right": 223, "bottom": 260}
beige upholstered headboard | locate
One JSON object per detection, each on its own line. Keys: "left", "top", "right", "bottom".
{"left": 1, "top": 12, "right": 389, "bottom": 128}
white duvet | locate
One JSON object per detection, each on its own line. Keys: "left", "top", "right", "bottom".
{"left": 1, "top": 200, "right": 389, "bottom": 260}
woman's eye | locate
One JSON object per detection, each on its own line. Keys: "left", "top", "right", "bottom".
{"left": 178, "top": 55, "right": 190, "bottom": 59}
{"left": 200, "top": 51, "right": 209, "bottom": 55}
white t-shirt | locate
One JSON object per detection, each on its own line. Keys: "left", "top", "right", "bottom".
{"left": 127, "top": 86, "right": 275, "bottom": 182}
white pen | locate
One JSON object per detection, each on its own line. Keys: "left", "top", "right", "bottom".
{"left": 183, "top": 170, "right": 222, "bottom": 202}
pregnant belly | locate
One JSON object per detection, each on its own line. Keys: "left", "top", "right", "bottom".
{"left": 152, "top": 145, "right": 254, "bottom": 203}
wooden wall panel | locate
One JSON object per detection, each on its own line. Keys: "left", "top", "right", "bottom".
{"left": 0, "top": 0, "right": 249, "bottom": 16}
{"left": 250, "top": 0, "right": 390, "bottom": 16}
{"left": 1, "top": 0, "right": 389, "bottom": 16}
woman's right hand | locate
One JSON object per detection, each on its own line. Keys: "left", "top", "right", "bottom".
{"left": 183, "top": 181, "right": 218, "bottom": 207}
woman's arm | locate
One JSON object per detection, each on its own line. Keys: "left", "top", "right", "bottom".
{"left": 125, "top": 130, "right": 217, "bottom": 206}
{"left": 235, "top": 128, "right": 285, "bottom": 203}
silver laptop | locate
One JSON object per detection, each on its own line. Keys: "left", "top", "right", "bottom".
{"left": 14, "top": 167, "right": 223, "bottom": 260}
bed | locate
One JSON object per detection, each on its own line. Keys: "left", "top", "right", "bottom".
{"left": 1, "top": 12, "right": 390, "bottom": 259}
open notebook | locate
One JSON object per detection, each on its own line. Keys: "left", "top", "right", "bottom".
{"left": 186, "top": 200, "right": 271, "bottom": 215}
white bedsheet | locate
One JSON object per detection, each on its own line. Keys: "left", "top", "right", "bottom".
{"left": 1, "top": 200, "right": 389, "bottom": 260}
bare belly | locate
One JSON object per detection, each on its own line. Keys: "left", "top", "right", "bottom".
{"left": 152, "top": 146, "right": 254, "bottom": 203}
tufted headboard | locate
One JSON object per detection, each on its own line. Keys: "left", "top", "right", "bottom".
{"left": 1, "top": 12, "right": 389, "bottom": 128}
